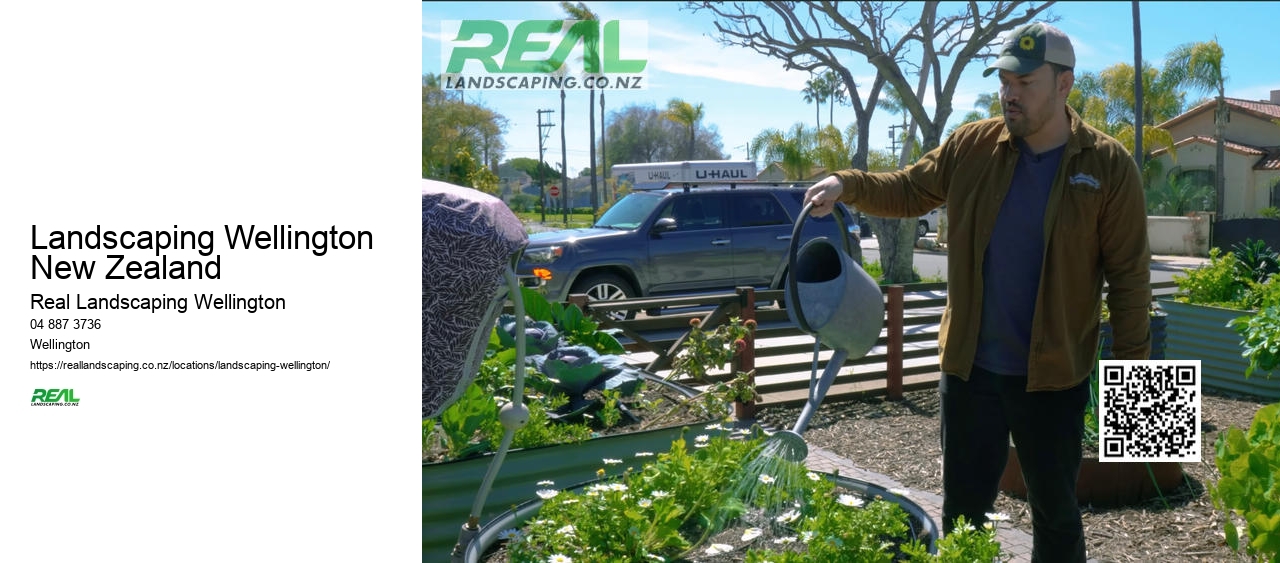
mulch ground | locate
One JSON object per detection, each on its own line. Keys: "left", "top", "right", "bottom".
{"left": 756, "top": 386, "right": 1271, "bottom": 562}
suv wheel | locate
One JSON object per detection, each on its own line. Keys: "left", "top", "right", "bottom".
{"left": 570, "top": 273, "right": 637, "bottom": 321}
{"left": 917, "top": 220, "right": 928, "bottom": 238}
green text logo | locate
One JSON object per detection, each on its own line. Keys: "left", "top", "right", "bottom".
{"left": 32, "top": 388, "right": 80, "bottom": 406}
{"left": 441, "top": 20, "right": 648, "bottom": 91}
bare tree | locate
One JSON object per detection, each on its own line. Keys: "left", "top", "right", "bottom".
{"left": 691, "top": 1, "right": 1056, "bottom": 282}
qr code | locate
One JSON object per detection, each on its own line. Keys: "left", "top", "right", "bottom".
{"left": 1097, "top": 360, "right": 1202, "bottom": 463}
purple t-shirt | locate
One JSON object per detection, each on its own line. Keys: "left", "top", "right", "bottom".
{"left": 973, "top": 139, "right": 1066, "bottom": 375}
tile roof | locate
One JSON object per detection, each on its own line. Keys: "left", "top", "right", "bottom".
{"left": 1149, "top": 135, "right": 1265, "bottom": 157}
{"left": 1256, "top": 148, "right": 1280, "bottom": 171}
{"left": 1156, "top": 97, "right": 1280, "bottom": 129}
{"left": 1148, "top": 137, "right": 1280, "bottom": 171}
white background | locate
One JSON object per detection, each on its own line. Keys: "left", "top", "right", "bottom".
{"left": 0, "top": 2, "right": 420, "bottom": 561}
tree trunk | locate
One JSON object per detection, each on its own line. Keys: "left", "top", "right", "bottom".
{"left": 589, "top": 88, "right": 598, "bottom": 216}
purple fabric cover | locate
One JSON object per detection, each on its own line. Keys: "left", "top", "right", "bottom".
{"left": 422, "top": 179, "right": 527, "bottom": 419}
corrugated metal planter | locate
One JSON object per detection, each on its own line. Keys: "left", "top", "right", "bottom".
{"left": 423, "top": 374, "right": 723, "bottom": 560}
{"left": 1158, "top": 299, "right": 1280, "bottom": 400}
{"left": 1099, "top": 312, "right": 1167, "bottom": 360}
{"left": 462, "top": 473, "right": 938, "bottom": 562}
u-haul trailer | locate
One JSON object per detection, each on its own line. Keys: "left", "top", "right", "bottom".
{"left": 612, "top": 160, "right": 757, "bottom": 189}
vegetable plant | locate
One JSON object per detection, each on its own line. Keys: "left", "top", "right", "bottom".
{"left": 1212, "top": 402, "right": 1280, "bottom": 561}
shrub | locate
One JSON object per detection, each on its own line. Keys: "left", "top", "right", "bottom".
{"left": 1173, "top": 247, "right": 1248, "bottom": 307}
{"left": 1212, "top": 403, "right": 1280, "bottom": 561}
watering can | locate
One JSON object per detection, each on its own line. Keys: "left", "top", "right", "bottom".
{"left": 770, "top": 202, "right": 884, "bottom": 461}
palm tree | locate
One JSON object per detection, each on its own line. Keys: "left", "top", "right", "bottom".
{"left": 664, "top": 98, "right": 705, "bottom": 160}
{"left": 753, "top": 123, "right": 818, "bottom": 180}
{"left": 823, "top": 70, "right": 846, "bottom": 128}
{"left": 561, "top": 2, "right": 600, "bottom": 215}
{"left": 1149, "top": 167, "right": 1215, "bottom": 216}
{"left": 1166, "top": 39, "right": 1228, "bottom": 219}
{"left": 812, "top": 123, "right": 858, "bottom": 175}
{"left": 801, "top": 75, "right": 825, "bottom": 131}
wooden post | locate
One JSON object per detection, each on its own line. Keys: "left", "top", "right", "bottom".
{"left": 886, "top": 285, "right": 904, "bottom": 401}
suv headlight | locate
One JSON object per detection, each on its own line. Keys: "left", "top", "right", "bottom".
{"left": 523, "top": 245, "right": 563, "bottom": 264}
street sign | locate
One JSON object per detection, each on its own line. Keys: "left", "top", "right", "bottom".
{"left": 548, "top": 185, "right": 560, "bottom": 197}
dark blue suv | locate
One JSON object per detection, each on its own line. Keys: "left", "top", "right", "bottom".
{"left": 518, "top": 184, "right": 861, "bottom": 318}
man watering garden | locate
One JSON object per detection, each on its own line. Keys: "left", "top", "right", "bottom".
{"left": 805, "top": 22, "right": 1152, "bottom": 563}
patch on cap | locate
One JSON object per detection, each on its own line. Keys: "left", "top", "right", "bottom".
{"left": 983, "top": 22, "right": 1075, "bottom": 77}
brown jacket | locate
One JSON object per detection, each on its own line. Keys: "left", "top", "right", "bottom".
{"left": 833, "top": 107, "right": 1150, "bottom": 391}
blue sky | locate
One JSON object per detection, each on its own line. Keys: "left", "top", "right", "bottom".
{"left": 423, "top": 2, "right": 1280, "bottom": 177}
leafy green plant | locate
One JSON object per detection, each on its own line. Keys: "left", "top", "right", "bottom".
{"left": 1259, "top": 206, "right": 1280, "bottom": 219}
{"left": 669, "top": 316, "right": 756, "bottom": 384}
{"left": 1173, "top": 247, "right": 1249, "bottom": 308}
{"left": 1230, "top": 239, "right": 1280, "bottom": 285}
{"left": 1228, "top": 305, "right": 1280, "bottom": 380}
{"left": 425, "top": 289, "right": 722, "bottom": 463}
{"left": 1211, "top": 402, "right": 1280, "bottom": 561}
{"left": 500, "top": 433, "right": 1002, "bottom": 562}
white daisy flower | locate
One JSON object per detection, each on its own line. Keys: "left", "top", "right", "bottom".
{"left": 536, "top": 489, "right": 559, "bottom": 499}
{"left": 695, "top": 434, "right": 710, "bottom": 443}
{"left": 643, "top": 554, "right": 665, "bottom": 562}
{"left": 704, "top": 543, "right": 733, "bottom": 555}
{"left": 705, "top": 423, "right": 724, "bottom": 431}
{"left": 889, "top": 487, "right": 911, "bottom": 497}
{"left": 634, "top": 451, "right": 654, "bottom": 457}
{"left": 548, "top": 555, "right": 572, "bottom": 563}
{"left": 801, "top": 531, "right": 816, "bottom": 543}
{"left": 837, "top": 494, "right": 865, "bottom": 508}
{"left": 638, "top": 498, "right": 652, "bottom": 508}
{"left": 984, "top": 511, "right": 1011, "bottom": 522}
{"left": 537, "top": 480, "right": 555, "bottom": 486}
{"left": 806, "top": 472, "right": 820, "bottom": 481}
{"left": 651, "top": 490, "right": 671, "bottom": 499}
{"left": 758, "top": 474, "right": 776, "bottom": 484}
{"left": 773, "top": 536, "right": 797, "bottom": 545}
{"left": 556, "top": 524, "right": 576, "bottom": 536}
{"left": 603, "top": 458, "right": 623, "bottom": 465}
{"left": 776, "top": 509, "right": 801, "bottom": 524}
{"left": 741, "top": 527, "right": 763, "bottom": 541}
{"left": 497, "top": 528, "right": 523, "bottom": 541}
{"left": 608, "top": 483, "right": 628, "bottom": 492}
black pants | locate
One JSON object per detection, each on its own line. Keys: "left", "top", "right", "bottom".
{"left": 940, "top": 365, "right": 1089, "bottom": 563}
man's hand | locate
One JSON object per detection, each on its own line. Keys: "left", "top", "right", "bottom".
{"left": 804, "top": 175, "right": 844, "bottom": 217}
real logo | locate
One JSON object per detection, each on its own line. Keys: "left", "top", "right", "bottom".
{"left": 32, "top": 388, "right": 80, "bottom": 406}
{"left": 441, "top": 20, "right": 648, "bottom": 91}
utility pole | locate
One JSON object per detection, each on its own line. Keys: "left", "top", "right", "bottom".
{"left": 537, "top": 109, "right": 555, "bottom": 222}
{"left": 888, "top": 124, "right": 906, "bottom": 157}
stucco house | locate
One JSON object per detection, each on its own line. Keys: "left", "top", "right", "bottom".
{"left": 1149, "top": 90, "right": 1280, "bottom": 218}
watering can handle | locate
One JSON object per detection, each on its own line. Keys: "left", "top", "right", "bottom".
{"left": 787, "top": 201, "right": 856, "bottom": 336}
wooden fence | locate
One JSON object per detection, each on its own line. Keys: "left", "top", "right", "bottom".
{"left": 570, "top": 280, "right": 1180, "bottom": 408}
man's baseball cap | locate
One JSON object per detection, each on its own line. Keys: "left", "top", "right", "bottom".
{"left": 983, "top": 22, "right": 1075, "bottom": 77}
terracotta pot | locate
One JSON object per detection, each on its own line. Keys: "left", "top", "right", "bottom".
{"left": 998, "top": 446, "right": 1184, "bottom": 508}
